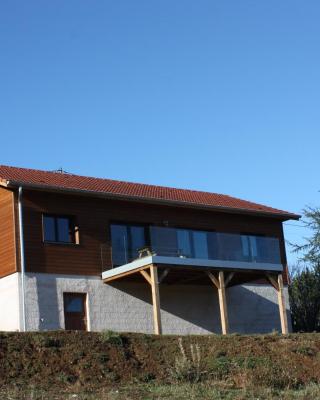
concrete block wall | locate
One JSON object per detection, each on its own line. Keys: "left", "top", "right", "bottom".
{"left": 17, "top": 272, "right": 291, "bottom": 334}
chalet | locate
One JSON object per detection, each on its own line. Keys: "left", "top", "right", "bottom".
{"left": 0, "top": 165, "right": 300, "bottom": 334}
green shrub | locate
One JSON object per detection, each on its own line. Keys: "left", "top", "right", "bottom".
{"left": 98, "top": 353, "right": 109, "bottom": 363}
{"left": 294, "top": 346, "right": 316, "bottom": 356}
{"left": 252, "top": 363, "right": 302, "bottom": 390}
{"left": 58, "top": 373, "right": 77, "bottom": 384}
{"left": 101, "top": 330, "right": 123, "bottom": 346}
{"left": 31, "top": 335, "right": 61, "bottom": 350}
{"left": 207, "top": 356, "right": 231, "bottom": 379}
{"left": 140, "top": 372, "right": 156, "bottom": 382}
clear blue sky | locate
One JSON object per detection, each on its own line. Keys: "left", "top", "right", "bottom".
{"left": 1, "top": 1, "right": 319, "bottom": 265}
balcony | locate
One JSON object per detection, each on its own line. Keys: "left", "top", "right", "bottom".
{"left": 102, "top": 224, "right": 288, "bottom": 335}
{"left": 109, "top": 224, "right": 283, "bottom": 272}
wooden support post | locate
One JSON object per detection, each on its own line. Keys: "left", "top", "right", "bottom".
{"left": 206, "top": 271, "right": 229, "bottom": 335}
{"left": 266, "top": 273, "right": 289, "bottom": 334}
{"left": 218, "top": 271, "right": 229, "bottom": 335}
{"left": 150, "top": 265, "right": 162, "bottom": 335}
{"left": 277, "top": 274, "right": 289, "bottom": 334}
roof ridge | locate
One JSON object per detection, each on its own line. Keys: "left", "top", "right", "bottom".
{"left": 0, "top": 164, "right": 229, "bottom": 197}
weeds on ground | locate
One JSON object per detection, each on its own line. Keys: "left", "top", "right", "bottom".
{"left": 171, "top": 337, "right": 206, "bottom": 383}
{"left": 3, "top": 383, "right": 320, "bottom": 400}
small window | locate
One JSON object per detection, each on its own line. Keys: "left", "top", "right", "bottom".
{"left": 43, "top": 214, "right": 78, "bottom": 244}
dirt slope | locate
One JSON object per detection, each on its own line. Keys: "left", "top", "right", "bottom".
{"left": 1, "top": 331, "right": 320, "bottom": 394}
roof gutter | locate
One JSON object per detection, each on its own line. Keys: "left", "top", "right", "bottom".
{"left": 2, "top": 180, "right": 301, "bottom": 221}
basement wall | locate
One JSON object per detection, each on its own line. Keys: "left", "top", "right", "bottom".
{"left": 0, "top": 273, "right": 21, "bottom": 331}
{"left": 23, "top": 273, "right": 291, "bottom": 334}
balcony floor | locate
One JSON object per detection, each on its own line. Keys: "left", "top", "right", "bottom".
{"left": 102, "top": 255, "right": 283, "bottom": 286}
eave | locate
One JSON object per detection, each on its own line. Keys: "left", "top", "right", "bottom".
{"left": 0, "top": 180, "right": 301, "bottom": 221}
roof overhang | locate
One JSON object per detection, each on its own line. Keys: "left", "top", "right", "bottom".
{"left": 0, "top": 179, "right": 301, "bottom": 221}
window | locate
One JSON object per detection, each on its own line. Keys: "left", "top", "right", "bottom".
{"left": 110, "top": 223, "right": 281, "bottom": 266}
{"left": 177, "top": 229, "right": 192, "bottom": 257}
{"left": 110, "top": 223, "right": 147, "bottom": 266}
{"left": 150, "top": 226, "right": 178, "bottom": 257}
{"left": 241, "top": 235, "right": 256, "bottom": 261}
{"left": 192, "top": 231, "right": 209, "bottom": 259}
{"left": 43, "top": 214, "right": 78, "bottom": 244}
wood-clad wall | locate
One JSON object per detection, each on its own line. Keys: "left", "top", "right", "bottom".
{"left": 0, "top": 187, "right": 17, "bottom": 277}
{"left": 21, "top": 190, "right": 288, "bottom": 278}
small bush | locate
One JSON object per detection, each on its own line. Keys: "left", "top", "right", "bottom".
{"left": 294, "top": 346, "right": 316, "bottom": 356}
{"left": 98, "top": 353, "right": 109, "bottom": 363}
{"left": 251, "top": 363, "right": 302, "bottom": 390}
{"left": 31, "top": 335, "right": 46, "bottom": 348}
{"left": 58, "top": 373, "right": 77, "bottom": 384}
{"left": 101, "top": 330, "right": 123, "bottom": 346}
{"left": 207, "top": 356, "right": 231, "bottom": 379}
{"left": 44, "top": 337, "right": 61, "bottom": 348}
{"left": 140, "top": 372, "right": 156, "bottom": 383}
{"left": 31, "top": 335, "right": 61, "bottom": 350}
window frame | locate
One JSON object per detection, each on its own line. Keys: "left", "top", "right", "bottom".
{"left": 42, "top": 213, "right": 79, "bottom": 245}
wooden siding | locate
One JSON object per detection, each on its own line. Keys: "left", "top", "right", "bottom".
{"left": 0, "top": 187, "right": 17, "bottom": 277}
{"left": 21, "top": 190, "right": 288, "bottom": 281}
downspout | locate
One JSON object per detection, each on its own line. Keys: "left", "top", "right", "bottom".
{"left": 18, "top": 186, "right": 26, "bottom": 332}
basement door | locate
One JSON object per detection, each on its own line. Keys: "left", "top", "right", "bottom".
{"left": 63, "top": 293, "right": 87, "bottom": 331}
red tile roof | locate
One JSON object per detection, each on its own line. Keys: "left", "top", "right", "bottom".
{"left": 0, "top": 165, "right": 299, "bottom": 219}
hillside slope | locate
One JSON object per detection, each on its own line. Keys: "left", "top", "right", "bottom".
{"left": 1, "top": 331, "right": 320, "bottom": 399}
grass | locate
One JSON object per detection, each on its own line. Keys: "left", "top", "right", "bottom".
{"left": 2, "top": 332, "right": 320, "bottom": 398}
{"left": 2, "top": 383, "right": 320, "bottom": 400}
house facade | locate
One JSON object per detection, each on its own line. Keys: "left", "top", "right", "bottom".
{"left": 0, "top": 165, "right": 300, "bottom": 334}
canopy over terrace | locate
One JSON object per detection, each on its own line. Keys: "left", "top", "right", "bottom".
{"left": 102, "top": 256, "right": 288, "bottom": 335}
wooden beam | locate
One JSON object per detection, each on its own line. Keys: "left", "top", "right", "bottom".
{"left": 277, "top": 274, "right": 289, "bottom": 334}
{"left": 140, "top": 270, "right": 152, "bottom": 285}
{"left": 218, "top": 271, "right": 229, "bottom": 335}
{"left": 225, "top": 272, "right": 235, "bottom": 287}
{"left": 103, "top": 265, "right": 152, "bottom": 283}
{"left": 150, "top": 265, "right": 162, "bottom": 335}
{"left": 265, "top": 273, "right": 279, "bottom": 291}
{"left": 207, "top": 271, "right": 220, "bottom": 289}
{"left": 158, "top": 268, "right": 170, "bottom": 284}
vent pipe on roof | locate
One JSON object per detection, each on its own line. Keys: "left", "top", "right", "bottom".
{"left": 18, "top": 187, "right": 26, "bottom": 332}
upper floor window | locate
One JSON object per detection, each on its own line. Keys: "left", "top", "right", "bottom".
{"left": 110, "top": 223, "right": 147, "bottom": 266}
{"left": 43, "top": 214, "right": 79, "bottom": 244}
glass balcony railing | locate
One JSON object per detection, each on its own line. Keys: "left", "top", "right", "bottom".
{"left": 110, "top": 224, "right": 282, "bottom": 268}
